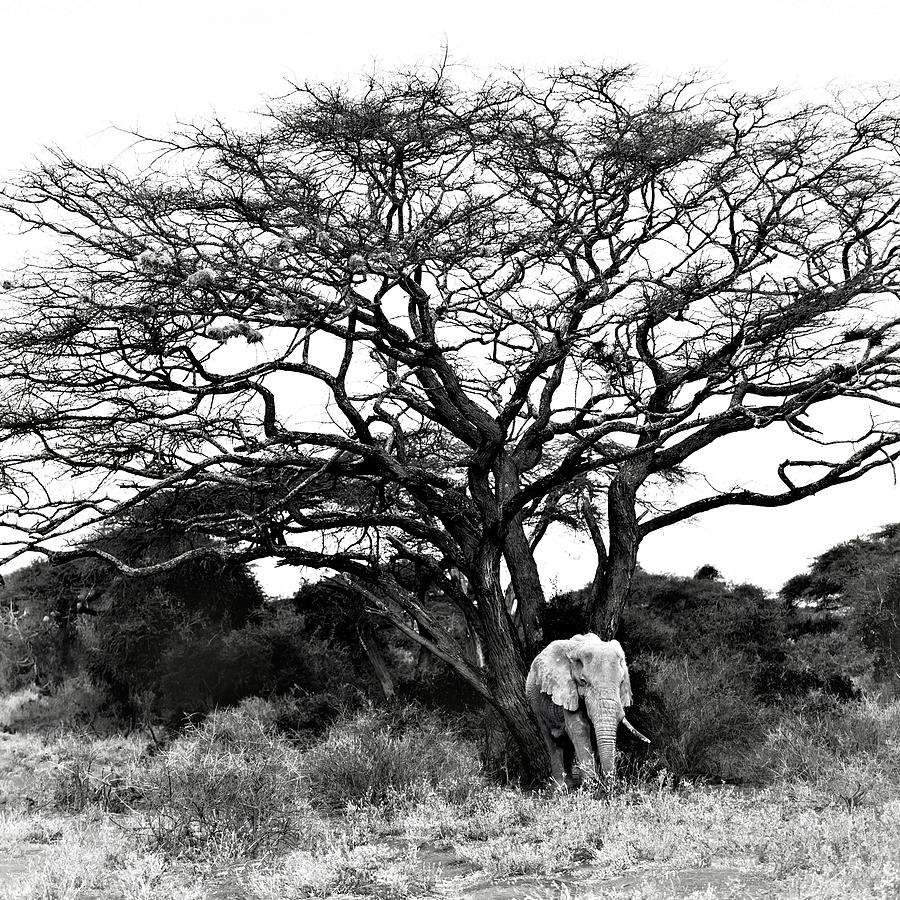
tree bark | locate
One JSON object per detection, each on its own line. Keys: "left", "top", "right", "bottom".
{"left": 580, "top": 490, "right": 608, "bottom": 618}
{"left": 474, "top": 544, "right": 549, "bottom": 778}
{"left": 486, "top": 656, "right": 548, "bottom": 779}
{"left": 503, "top": 517, "right": 545, "bottom": 655}
{"left": 591, "top": 464, "right": 647, "bottom": 638}
{"left": 357, "top": 622, "right": 396, "bottom": 700}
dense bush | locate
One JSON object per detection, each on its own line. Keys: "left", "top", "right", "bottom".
{"left": 0, "top": 498, "right": 269, "bottom": 715}
{"left": 781, "top": 523, "right": 900, "bottom": 680}
{"left": 80, "top": 553, "right": 266, "bottom": 720}
{"left": 544, "top": 566, "right": 880, "bottom": 784}
{"left": 128, "top": 701, "right": 307, "bottom": 858}
{"left": 147, "top": 605, "right": 356, "bottom": 722}
{"left": 0, "top": 676, "right": 109, "bottom": 733}
{"left": 632, "top": 652, "right": 762, "bottom": 781}
{"left": 756, "top": 698, "right": 900, "bottom": 805}
{"left": 303, "top": 703, "right": 483, "bottom": 809}
{"left": 0, "top": 560, "right": 90, "bottom": 692}
{"left": 0, "top": 561, "right": 369, "bottom": 727}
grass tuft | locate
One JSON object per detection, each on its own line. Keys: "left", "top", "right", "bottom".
{"left": 302, "top": 703, "right": 483, "bottom": 810}
{"left": 127, "top": 702, "right": 308, "bottom": 858}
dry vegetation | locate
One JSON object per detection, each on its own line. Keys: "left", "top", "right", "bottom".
{"left": 0, "top": 696, "right": 897, "bottom": 899}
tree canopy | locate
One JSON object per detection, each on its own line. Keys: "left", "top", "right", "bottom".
{"left": 781, "top": 523, "right": 900, "bottom": 676}
{"left": 3, "top": 63, "right": 900, "bottom": 769}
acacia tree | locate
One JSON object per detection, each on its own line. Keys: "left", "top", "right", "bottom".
{"left": 3, "top": 64, "right": 900, "bottom": 771}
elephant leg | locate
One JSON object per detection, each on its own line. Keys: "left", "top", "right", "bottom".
{"left": 564, "top": 710, "right": 597, "bottom": 784}
{"left": 537, "top": 728, "right": 568, "bottom": 790}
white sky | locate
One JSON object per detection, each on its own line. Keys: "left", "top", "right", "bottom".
{"left": 1, "top": 0, "right": 899, "bottom": 595}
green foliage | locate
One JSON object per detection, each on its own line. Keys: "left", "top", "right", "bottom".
{"left": 80, "top": 553, "right": 266, "bottom": 719}
{"left": 693, "top": 564, "right": 721, "bottom": 581}
{"left": 621, "top": 573, "right": 782, "bottom": 661}
{"left": 302, "top": 703, "right": 483, "bottom": 809}
{"left": 547, "top": 567, "right": 875, "bottom": 781}
{"left": 756, "top": 698, "right": 900, "bottom": 806}
{"left": 0, "top": 676, "right": 108, "bottom": 733}
{"left": 780, "top": 523, "right": 900, "bottom": 680}
{"left": 0, "top": 490, "right": 270, "bottom": 717}
{"left": 147, "top": 604, "right": 353, "bottom": 723}
{"left": 633, "top": 653, "right": 762, "bottom": 780}
{"left": 0, "top": 504, "right": 364, "bottom": 724}
{"left": 0, "top": 560, "right": 89, "bottom": 691}
{"left": 550, "top": 568, "right": 865, "bottom": 708}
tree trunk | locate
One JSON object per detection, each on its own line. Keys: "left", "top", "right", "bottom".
{"left": 580, "top": 489, "right": 608, "bottom": 617}
{"left": 590, "top": 465, "right": 646, "bottom": 638}
{"left": 357, "top": 622, "right": 396, "bottom": 700}
{"left": 475, "top": 543, "right": 549, "bottom": 779}
{"left": 503, "top": 517, "right": 545, "bottom": 654}
{"left": 480, "top": 601, "right": 548, "bottom": 778}
{"left": 341, "top": 554, "right": 550, "bottom": 780}
{"left": 487, "top": 657, "right": 549, "bottom": 779}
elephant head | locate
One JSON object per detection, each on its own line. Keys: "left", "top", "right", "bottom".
{"left": 526, "top": 633, "right": 648, "bottom": 784}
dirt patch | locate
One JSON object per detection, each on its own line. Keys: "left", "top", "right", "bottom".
{"left": 0, "top": 843, "right": 54, "bottom": 880}
{"left": 416, "top": 839, "right": 480, "bottom": 879}
{"left": 440, "top": 865, "right": 772, "bottom": 899}
{"left": 591, "top": 866, "right": 771, "bottom": 898}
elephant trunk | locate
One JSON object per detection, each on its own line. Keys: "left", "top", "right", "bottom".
{"left": 587, "top": 695, "right": 621, "bottom": 776}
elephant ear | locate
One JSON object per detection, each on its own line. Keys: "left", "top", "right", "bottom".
{"left": 533, "top": 641, "right": 579, "bottom": 711}
{"left": 609, "top": 639, "right": 633, "bottom": 707}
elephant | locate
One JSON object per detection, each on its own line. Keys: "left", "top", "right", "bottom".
{"left": 525, "top": 633, "right": 649, "bottom": 788}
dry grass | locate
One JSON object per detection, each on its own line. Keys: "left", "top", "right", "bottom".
{"left": 301, "top": 704, "right": 483, "bottom": 810}
{"left": 0, "top": 697, "right": 897, "bottom": 899}
{"left": 127, "top": 704, "right": 308, "bottom": 858}
{"left": 0, "top": 731, "right": 143, "bottom": 808}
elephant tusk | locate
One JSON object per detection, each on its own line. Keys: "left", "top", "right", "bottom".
{"left": 622, "top": 717, "right": 651, "bottom": 743}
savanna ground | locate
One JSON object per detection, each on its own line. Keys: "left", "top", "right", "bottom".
{"left": 0, "top": 695, "right": 897, "bottom": 900}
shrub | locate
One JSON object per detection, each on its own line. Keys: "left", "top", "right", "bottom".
{"left": 547, "top": 569, "right": 867, "bottom": 708}
{"left": 128, "top": 699, "right": 308, "bottom": 858}
{"left": 780, "top": 523, "right": 900, "bottom": 680}
{"left": 0, "top": 730, "right": 142, "bottom": 809}
{"left": 620, "top": 574, "right": 786, "bottom": 665}
{"left": 302, "top": 703, "right": 483, "bottom": 809}
{"left": 634, "top": 652, "right": 762, "bottom": 781}
{"left": 0, "top": 685, "right": 42, "bottom": 731}
{"left": 755, "top": 627, "right": 868, "bottom": 703}
{"left": 0, "top": 677, "right": 109, "bottom": 733}
{"left": 756, "top": 698, "right": 900, "bottom": 799}
{"left": 271, "top": 691, "right": 344, "bottom": 743}
{"left": 50, "top": 733, "right": 141, "bottom": 812}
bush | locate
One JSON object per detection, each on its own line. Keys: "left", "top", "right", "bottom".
{"left": 780, "top": 523, "right": 900, "bottom": 680}
{"left": 49, "top": 733, "right": 141, "bottom": 812}
{"left": 756, "top": 698, "right": 900, "bottom": 797}
{"left": 634, "top": 652, "right": 762, "bottom": 781}
{"left": 0, "top": 685, "right": 42, "bottom": 731}
{"left": 84, "top": 601, "right": 359, "bottom": 726}
{"left": 302, "top": 703, "right": 483, "bottom": 809}
{"left": 620, "top": 574, "right": 786, "bottom": 664}
{"left": 0, "top": 677, "right": 109, "bottom": 733}
{"left": 271, "top": 691, "right": 344, "bottom": 743}
{"left": 0, "top": 730, "right": 142, "bottom": 809}
{"left": 128, "top": 699, "right": 307, "bottom": 858}
{"left": 151, "top": 605, "right": 350, "bottom": 720}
